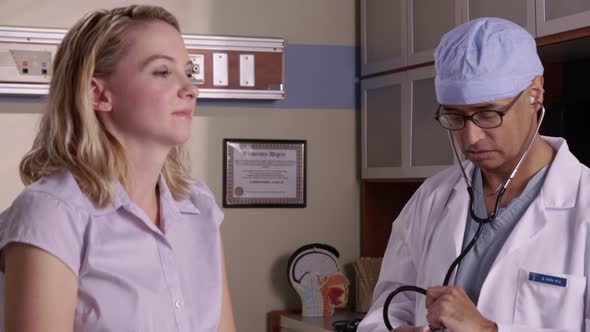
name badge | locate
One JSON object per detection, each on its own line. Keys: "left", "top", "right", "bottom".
{"left": 529, "top": 272, "right": 567, "bottom": 287}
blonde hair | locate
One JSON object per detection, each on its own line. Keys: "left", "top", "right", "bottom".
{"left": 20, "top": 5, "right": 192, "bottom": 207}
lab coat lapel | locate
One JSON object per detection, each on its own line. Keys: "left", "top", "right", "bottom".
{"left": 488, "top": 137, "right": 579, "bottom": 272}
{"left": 490, "top": 198, "right": 549, "bottom": 266}
{"left": 428, "top": 162, "right": 472, "bottom": 285}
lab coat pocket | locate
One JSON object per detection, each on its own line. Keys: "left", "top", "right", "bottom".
{"left": 514, "top": 268, "right": 586, "bottom": 329}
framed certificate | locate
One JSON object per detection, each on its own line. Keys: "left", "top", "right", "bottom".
{"left": 223, "top": 139, "right": 307, "bottom": 208}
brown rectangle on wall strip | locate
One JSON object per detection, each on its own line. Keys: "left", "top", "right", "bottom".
{"left": 362, "top": 181, "right": 422, "bottom": 258}
{"left": 188, "top": 50, "right": 283, "bottom": 90}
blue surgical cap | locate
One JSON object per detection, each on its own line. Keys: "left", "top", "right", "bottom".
{"left": 434, "top": 17, "right": 543, "bottom": 105}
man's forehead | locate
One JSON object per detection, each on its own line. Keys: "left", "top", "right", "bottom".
{"left": 441, "top": 90, "right": 524, "bottom": 112}
{"left": 441, "top": 101, "right": 504, "bottom": 112}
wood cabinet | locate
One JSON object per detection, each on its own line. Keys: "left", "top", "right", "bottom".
{"left": 361, "top": 0, "right": 538, "bottom": 74}
{"left": 359, "top": 0, "right": 590, "bottom": 259}
{"left": 361, "top": 66, "right": 454, "bottom": 179}
{"left": 361, "top": 0, "right": 590, "bottom": 75}
{"left": 463, "top": 0, "right": 536, "bottom": 36}
{"left": 361, "top": 0, "right": 462, "bottom": 73}
{"left": 360, "top": 0, "right": 407, "bottom": 75}
{"left": 408, "top": 0, "right": 463, "bottom": 65}
{"left": 361, "top": 72, "right": 404, "bottom": 177}
{"left": 536, "top": 0, "right": 590, "bottom": 37}
{"left": 408, "top": 66, "right": 455, "bottom": 171}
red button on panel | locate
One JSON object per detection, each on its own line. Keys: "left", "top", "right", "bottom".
{"left": 22, "top": 61, "right": 29, "bottom": 67}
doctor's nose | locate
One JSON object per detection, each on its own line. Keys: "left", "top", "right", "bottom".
{"left": 460, "top": 118, "right": 486, "bottom": 144}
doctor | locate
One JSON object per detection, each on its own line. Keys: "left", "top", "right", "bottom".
{"left": 358, "top": 17, "right": 590, "bottom": 332}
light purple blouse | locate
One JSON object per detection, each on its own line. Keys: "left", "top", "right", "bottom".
{"left": 0, "top": 170, "right": 224, "bottom": 332}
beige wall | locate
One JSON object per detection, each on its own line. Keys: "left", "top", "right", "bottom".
{"left": 0, "top": 1, "right": 359, "bottom": 331}
{"left": 0, "top": 0, "right": 357, "bottom": 46}
{"left": 193, "top": 107, "right": 359, "bottom": 331}
{"left": 0, "top": 103, "right": 42, "bottom": 204}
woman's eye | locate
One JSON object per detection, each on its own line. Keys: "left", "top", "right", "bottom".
{"left": 154, "top": 69, "right": 171, "bottom": 77}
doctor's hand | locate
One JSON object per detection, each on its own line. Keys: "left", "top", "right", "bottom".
{"left": 425, "top": 286, "right": 497, "bottom": 332}
{"left": 392, "top": 325, "right": 429, "bottom": 332}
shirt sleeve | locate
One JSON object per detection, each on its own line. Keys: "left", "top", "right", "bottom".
{"left": 189, "top": 181, "right": 224, "bottom": 227}
{"left": 0, "top": 190, "right": 87, "bottom": 277}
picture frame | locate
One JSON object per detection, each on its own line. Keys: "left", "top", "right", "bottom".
{"left": 223, "top": 138, "right": 307, "bottom": 208}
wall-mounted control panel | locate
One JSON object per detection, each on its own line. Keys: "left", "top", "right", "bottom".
{"left": 189, "top": 54, "right": 205, "bottom": 84}
{"left": 0, "top": 43, "right": 57, "bottom": 83}
{"left": 0, "top": 26, "right": 285, "bottom": 99}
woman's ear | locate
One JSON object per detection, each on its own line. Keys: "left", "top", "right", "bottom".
{"left": 91, "top": 78, "right": 112, "bottom": 112}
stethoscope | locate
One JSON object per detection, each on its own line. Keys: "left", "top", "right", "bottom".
{"left": 382, "top": 100, "right": 546, "bottom": 332}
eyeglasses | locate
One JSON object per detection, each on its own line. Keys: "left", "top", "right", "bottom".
{"left": 434, "top": 91, "right": 524, "bottom": 131}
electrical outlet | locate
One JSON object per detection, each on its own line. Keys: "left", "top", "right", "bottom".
{"left": 189, "top": 54, "right": 205, "bottom": 84}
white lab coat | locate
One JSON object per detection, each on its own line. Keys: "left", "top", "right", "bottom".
{"left": 358, "top": 136, "right": 590, "bottom": 332}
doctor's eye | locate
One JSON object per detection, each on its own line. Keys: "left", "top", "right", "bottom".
{"left": 441, "top": 113, "right": 463, "bottom": 123}
{"left": 441, "top": 113, "right": 462, "bottom": 120}
{"left": 476, "top": 111, "right": 499, "bottom": 119}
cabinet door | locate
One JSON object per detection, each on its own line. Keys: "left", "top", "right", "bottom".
{"left": 536, "top": 0, "right": 590, "bottom": 37}
{"left": 361, "top": 73, "right": 408, "bottom": 178}
{"left": 408, "top": 0, "right": 463, "bottom": 66}
{"left": 465, "top": 0, "right": 536, "bottom": 36}
{"left": 361, "top": 0, "right": 407, "bottom": 75}
{"left": 408, "top": 66, "right": 455, "bottom": 177}
{"left": 361, "top": 67, "right": 455, "bottom": 179}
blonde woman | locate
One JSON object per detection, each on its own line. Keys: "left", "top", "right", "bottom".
{"left": 0, "top": 5, "right": 236, "bottom": 332}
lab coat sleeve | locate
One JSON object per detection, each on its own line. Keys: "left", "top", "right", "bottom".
{"left": 357, "top": 188, "right": 424, "bottom": 332}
